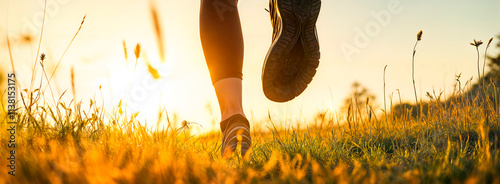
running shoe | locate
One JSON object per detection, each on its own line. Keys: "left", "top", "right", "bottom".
{"left": 262, "top": 0, "right": 321, "bottom": 102}
{"left": 220, "top": 114, "right": 252, "bottom": 157}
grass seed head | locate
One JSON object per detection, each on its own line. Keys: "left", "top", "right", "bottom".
{"left": 40, "top": 53, "right": 46, "bottom": 61}
{"left": 487, "top": 37, "right": 493, "bottom": 46}
{"left": 150, "top": 3, "right": 166, "bottom": 63}
{"left": 71, "top": 67, "right": 75, "bottom": 97}
{"left": 81, "top": 14, "right": 86, "bottom": 25}
{"left": 470, "top": 39, "right": 483, "bottom": 47}
{"left": 147, "top": 62, "right": 161, "bottom": 79}
{"left": 40, "top": 53, "right": 46, "bottom": 67}
{"left": 417, "top": 30, "right": 423, "bottom": 41}
{"left": 122, "top": 40, "right": 128, "bottom": 61}
{"left": 134, "top": 43, "right": 142, "bottom": 60}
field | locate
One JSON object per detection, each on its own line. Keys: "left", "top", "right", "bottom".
{"left": 1, "top": 72, "right": 500, "bottom": 183}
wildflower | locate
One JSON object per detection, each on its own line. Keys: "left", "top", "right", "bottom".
{"left": 487, "top": 37, "right": 493, "bottom": 46}
{"left": 417, "top": 30, "right": 423, "bottom": 41}
{"left": 470, "top": 39, "right": 483, "bottom": 47}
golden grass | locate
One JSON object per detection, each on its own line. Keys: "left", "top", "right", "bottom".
{"left": 1, "top": 90, "right": 499, "bottom": 183}
{"left": 150, "top": 0, "right": 166, "bottom": 63}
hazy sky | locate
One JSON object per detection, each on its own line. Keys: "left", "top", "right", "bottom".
{"left": 1, "top": 0, "right": 500, "bottom": 132}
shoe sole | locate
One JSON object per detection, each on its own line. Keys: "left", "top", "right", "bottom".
{"left": 262, "top": 0, "right": 321, "bottom": 102}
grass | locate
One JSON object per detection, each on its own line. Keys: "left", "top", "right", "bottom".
{"left": 1, "top": 81, "right": 499, "bottom": 183}
{"left": 1, "top": 4, "right": 500, "bottom": 183}
{"left": 1, "top": 48, "right": 500, "bottom": 183}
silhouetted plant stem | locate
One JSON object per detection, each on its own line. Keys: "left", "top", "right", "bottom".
{"left": 483, "top": 38, "right": 493, "bottom": 94}
{"left": 476, "top": 46, "right": 481, "bottom": 91}
{"left": 412, "top": 31, "right": 423, "bottom": 119}
{"left": 483, "top": 38, "right": 493, "bottom": 125}
{"left": 383, "top": 65, "right": 389, "bottom": 130}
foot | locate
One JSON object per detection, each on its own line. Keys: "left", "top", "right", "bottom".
{"left": 220, "top": 114, "right": 252, "bottom": 157}
{"left": 262, "top": 0, "right": 321, "bottom": 102}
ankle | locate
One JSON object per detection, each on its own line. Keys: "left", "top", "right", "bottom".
{"left": 220, "top": 109, "right": 245, "bottom": 122}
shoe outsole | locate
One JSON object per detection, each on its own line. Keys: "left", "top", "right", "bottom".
{"left": 262, "top": 0, "right": 321, "bottom": 102}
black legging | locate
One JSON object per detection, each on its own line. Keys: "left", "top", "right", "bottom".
{"left": 200, "top": 0, "right": 244, "bottom": 84}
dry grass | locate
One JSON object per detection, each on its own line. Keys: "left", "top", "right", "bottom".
{"left": 150, "top": 0, "right": 166, "bottom": 63}
{"left": 1, "top": 83, "right": 499, "bottom": 183}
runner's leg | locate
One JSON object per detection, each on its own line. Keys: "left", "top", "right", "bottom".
{"left": 199, "top": 0, "right": 245, "bottom": 121}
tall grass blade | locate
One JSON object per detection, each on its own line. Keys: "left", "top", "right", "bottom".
{"left": 150, "top": 1, "right": 166, "bottom": 63}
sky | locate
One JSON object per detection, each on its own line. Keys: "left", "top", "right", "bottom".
{"left": 1, "top": 0, "right": 500, "bottom": 133}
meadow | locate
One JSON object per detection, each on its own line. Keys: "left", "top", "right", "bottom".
{"left": 1, "top": 71, "right": 500, "bottom": 184}
{"left": 1, "top": 5, "right": 500, "bottom": 184}
{"left": 1, "top": 40, "right": 500, "bottom": 183}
